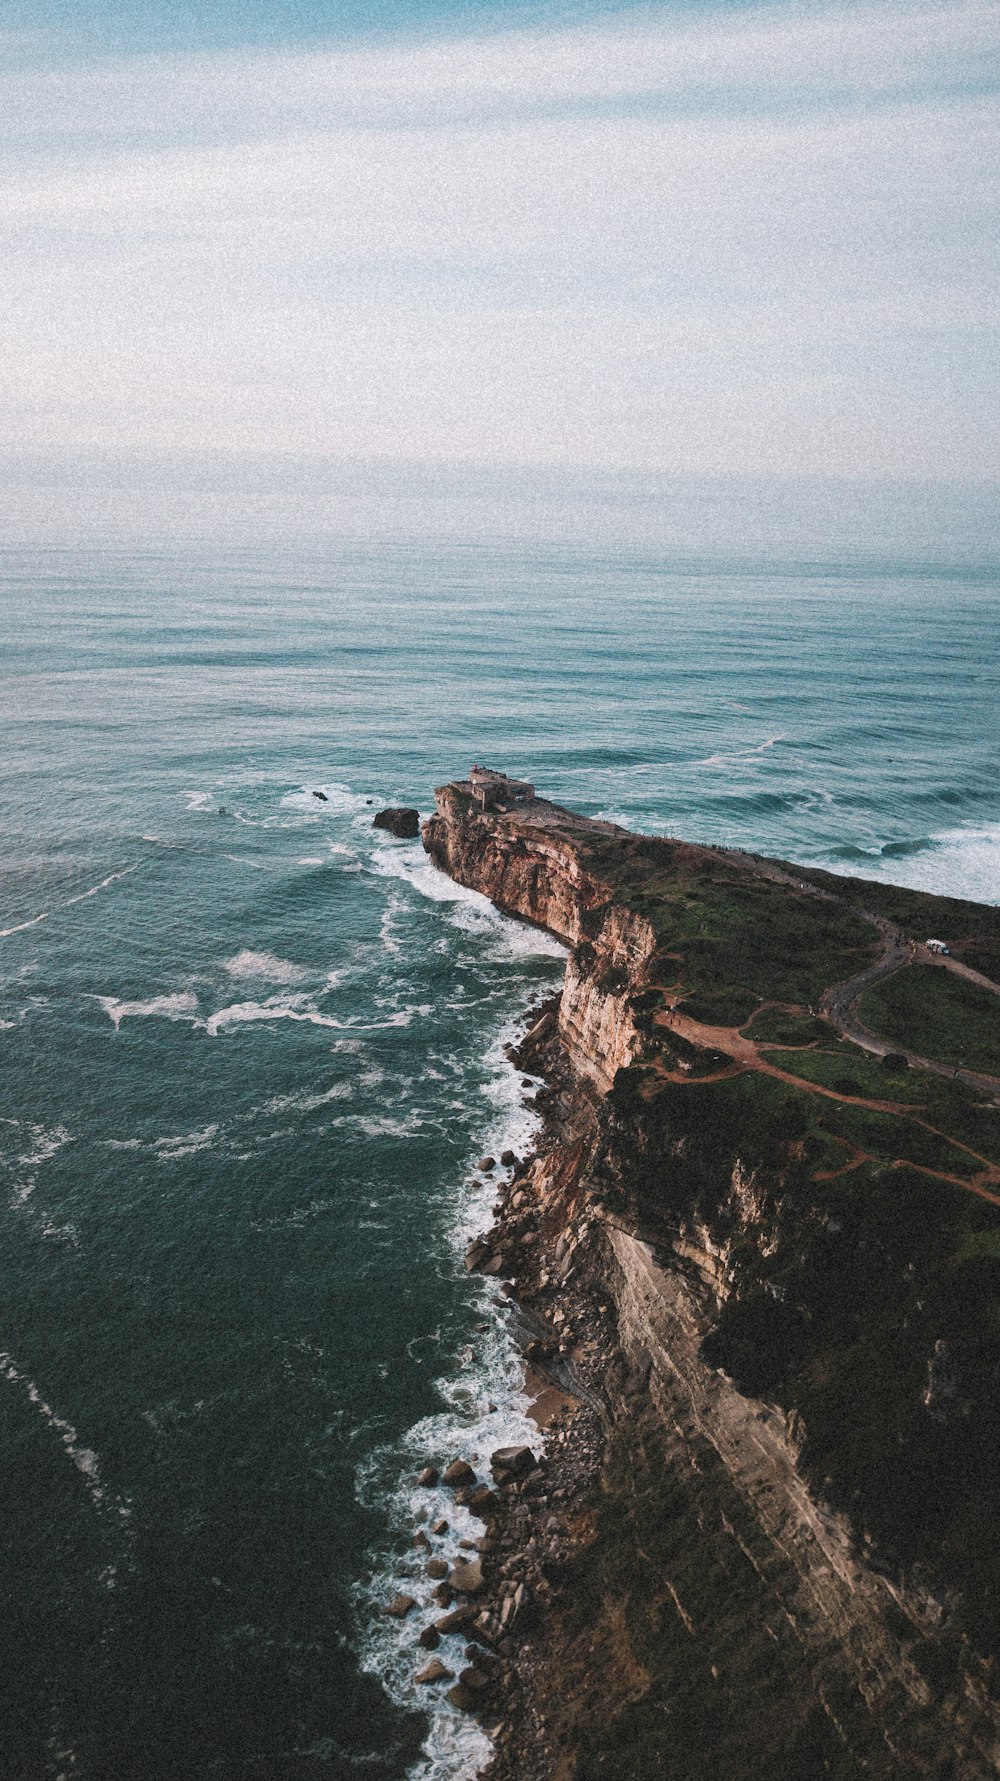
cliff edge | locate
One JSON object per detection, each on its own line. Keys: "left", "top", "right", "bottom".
{"left": 422, "top": 775, "right": 1000, "bottom": 1780}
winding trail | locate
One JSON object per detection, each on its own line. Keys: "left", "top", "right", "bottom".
{"left": 651, "top": 1003, "right": 1000, "bottom": 1209}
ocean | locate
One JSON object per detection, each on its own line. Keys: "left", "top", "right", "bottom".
{"left": 0, "top": 526, "right": 997, "bottom": 1781}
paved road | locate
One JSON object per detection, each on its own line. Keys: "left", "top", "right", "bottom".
{"left": 712, "top": 846, "right": 1000, "bottom": 1098}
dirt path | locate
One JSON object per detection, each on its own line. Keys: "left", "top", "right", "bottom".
{"left": 652, "top": 1003, "right": 1000, "bottom": 1207}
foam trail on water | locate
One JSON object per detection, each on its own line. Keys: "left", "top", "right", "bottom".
{"left": 698, "top": 733, "right": 785, "bottom": 767}
{"left": 0, "top": 911, "right": 49, "bottom": 937}
{"left": 0, "top": 1352, "right": 133, "bottom": 1582}
{"left": 97, "top": 991, "right": 200, "bottom": 1032}
{"left": 64, "top": 864, "right": 142, "bottom": 906}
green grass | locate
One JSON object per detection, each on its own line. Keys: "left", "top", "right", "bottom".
{"left": 782, "top": 862, "right": 1000, "bottom": 982}
{"left": 955, "top": 1227, "right": 1000, "bottom": 1262}
{"left": 740, "top": 1009, "right": 831, "bottom": 1045}
{"left": 758, "top": 1044, "right": 933, "bottom": 1105}
{"left": 859, "top": 965, "right": 1000, "bottom": 1077}
{"left": 577, "top": 834, "right": 880, "bottom": 1009}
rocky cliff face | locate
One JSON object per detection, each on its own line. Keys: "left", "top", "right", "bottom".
{"left": 422, "top": 782, "right": 1000, "bottom": 1780}
{"left": 424, "top": 786, "right": 655, "bottom": 1090}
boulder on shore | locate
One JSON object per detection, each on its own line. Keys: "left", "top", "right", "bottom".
{"left": 490, "top": 1445, "right": 536, "bottom": 1482}
{"left": 442, "top": 1458, "right": 476, "bottom": 1488}
{"left": 372, "top": 807, "right": 420, "bottom": 838}
{"left": 434, "top": 1605, "right": 475, "bottom": 1634}
{"left": 446, "top": 1683, "right": 478, "bottom": 1713}
{"left": 449, "top": 1557, "right": 485, "bottom": 1594}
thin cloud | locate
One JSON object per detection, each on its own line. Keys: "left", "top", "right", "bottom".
{"left": 0, "top": 0, "right": 996, "bottom": 485}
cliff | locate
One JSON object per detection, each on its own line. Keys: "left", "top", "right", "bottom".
{"left": 422, "top": 777, "right": 1000, "bottom": 1780}
{"left": 424, "top": 783, "right": 655, "bottom": 1089}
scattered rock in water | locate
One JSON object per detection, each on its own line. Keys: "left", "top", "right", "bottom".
{"left": 432, "top": 1582, "right": 454, "bottom": 1607}
{"left": 500, "top": 1149, "right": 518, "bottom": 1166}
{"left": 427, "top": 1558, "right": 449, "bottom": 1580}
{"left": 431, "top": 1518, "right": 449, "bottom": 1536}
{"left": 442, "top": 1459, "right": 476, "bottom": 1488}
{"left": 478, "top": 1157, "right": 496, "bottom": 1172}
{"left": 385, "top": 1594, "right": 416, "bottom": 1618}
{"left": 418, "top": 1625, "right": 441, "bottom": 1650}
{"left": 413, "top": 1531, "right": 431, "bottom": 1553}
{"left": 449, "top": 1557, "right": 485, "bottom": 1594}
{"left": 312, "top": 790, "right": 328, "bottom": 802}
{"left": 417, "top": 1465, "right": 439, "bottom": 1487}
{"left": 414, "top": 1657, "right": 453, "bottom": 1685}
{"left": 372, "top": 807, "right": 420, "bottom": 838}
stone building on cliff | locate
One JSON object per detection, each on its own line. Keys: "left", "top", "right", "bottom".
{"left": 467, "top": 766, "right": 536, "bottom": 810}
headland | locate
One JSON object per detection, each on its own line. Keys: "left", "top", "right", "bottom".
{"left": 414, "top": 771, "right": 1000, "bottom": 1780}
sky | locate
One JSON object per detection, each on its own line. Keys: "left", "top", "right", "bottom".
{"left": 0, "top": 0, "right": 998, "bottom": 537}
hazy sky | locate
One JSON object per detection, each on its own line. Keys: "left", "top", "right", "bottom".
{"left": 1, "top": 0, "right": 998, "bottom": 494}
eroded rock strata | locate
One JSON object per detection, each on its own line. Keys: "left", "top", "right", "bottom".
{"left": 422, "top": 778, "right": 1000, "bottom": 1780}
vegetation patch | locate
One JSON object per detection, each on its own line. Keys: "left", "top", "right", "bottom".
{"left": 782, "top": 863, "right": 1000, "bottom": 981}
{"left": 740, "top": 1008, "right": 831, "bottom": 1045}
{"left": 758, "top": 1044, "right": 933, "bottom": 1105}
{"left": 860, "top": 965, "right": 1000, "bottom": 1078}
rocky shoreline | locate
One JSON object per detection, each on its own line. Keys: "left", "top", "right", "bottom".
{"left": 387, "top": 998, "right": 614, "bottom": 1779}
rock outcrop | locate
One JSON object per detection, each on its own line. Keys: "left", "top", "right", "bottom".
{"left": 373, "top": 806, "right": 420, "bottom": 838}
{"left": 423, "top": 784, "right": 654, "bottom": 1088}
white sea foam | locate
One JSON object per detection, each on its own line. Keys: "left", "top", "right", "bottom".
{"left": 698, "top": 732, "right": 785, "bottom": 767}
{"left": 204, "top": 993, "right": 331, "bottom": 1036}
{"left": 263, "top": 1082, "right": 354, "bottom": 1115}
{"left": 372, "top": 842, "right": 567, "bottom": 962}
{"left": 183, "top": 790, "right": 217, "bottom": 811}
{"left": 221, "top": 950, "right": 310, "bottom": 985}
{"left": 332, "top": 1111, "right": 426, "bottom": 1140}
{"left": 0, "top": 1119, "right": 72, "bottom": 1194}
{"left": 355, "top": 1007, "right": 549, "bottom": 1781}
{"left": 821, "top": 822, "right": 1000, "bottom": 907}
{"left": 97, "top": 990, "right": 200, "bottom": 1032}
{"left": 152, "top": 1123, "right": 220, "bottom": 1160}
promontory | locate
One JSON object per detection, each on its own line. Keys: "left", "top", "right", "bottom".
{"left": 421, "top": 767, "right": 1000, "bottom": 1781}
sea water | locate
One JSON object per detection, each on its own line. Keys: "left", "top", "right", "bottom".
{"left": 0, "top": 530, "right": 997, "bottom": 1780}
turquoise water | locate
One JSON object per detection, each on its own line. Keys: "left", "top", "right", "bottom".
{"left": 0, "top": 537, "right": 997, "bottom": 1780}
